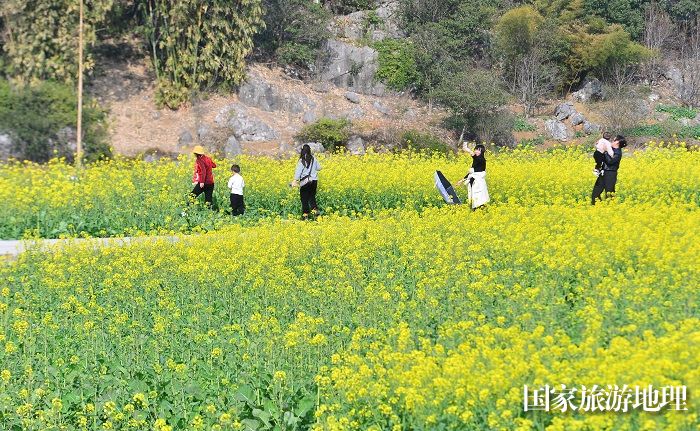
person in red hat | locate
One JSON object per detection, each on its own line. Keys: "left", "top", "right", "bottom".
{"left": 190, "top": 145, "right": 217, "bottom": 208}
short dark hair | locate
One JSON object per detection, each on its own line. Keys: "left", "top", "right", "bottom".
{"left": 231, "top": 164, "right": 240, "bottom": 173}
{"left": 615, "top": 135, "right": 627, "bottom": 148}
{"left": 475, "top": 144, "right": 486, "bottom": 154}
{"left": 603, "top": 132, "right": 612, "bottom": 140}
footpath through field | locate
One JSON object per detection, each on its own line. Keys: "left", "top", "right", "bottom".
{"left": 0, "top": 236, "right": 181, "bottom": 258}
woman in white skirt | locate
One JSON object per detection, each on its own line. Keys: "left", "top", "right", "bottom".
{"left": 456, "top": 144, "right": 490, "bottom": 209}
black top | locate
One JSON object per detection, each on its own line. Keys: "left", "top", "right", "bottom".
{"left": 603, "top": 148, "right": 622, "bottom": 171}
{"left": 464, "top": 154, "right": 486, "bottom": 179}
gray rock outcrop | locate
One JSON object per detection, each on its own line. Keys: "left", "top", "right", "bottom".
{"left": 328, "top": 1, "right": 404, "bottom": 42}
{"left": 295, "top": 142, "right": 326, "bottom": 153}
{"left": 178, "top": 130, "right": 194, "bottom": 149}
{"left": 583, "top": 121, "right": 601, "bottom": 135}
{"left": 545, "top": 119, "right": 571, "bottom": 141}
{"left": 302, "top": 111, "right": 318, "bottom": 124}
{"left": 373, "top": 100, "right": 391, "bottom": 116}
{"left": 665, "top": 66, "right": 700, "bottom": 104}
{"left": 238, "top": 72, "right": 316, "bottom": 114}
{"left": 570, "top": 112, "right": 585, "bottom": 126}
{"left": 224, "top": 136, "right": 243, "bottom": 157}
{"left": 318, "top": 40, "right": 386, "bottom": 96}
{"left": 238, "top": 74, "right": 280, "bottom": 111}
{"left": 216, "top": 104, "right": 279, "bottom": 142}
{"left": 344, "top": 107, "right": 366, "bottom": 120}
{"left": 555, "top": 102, "right": 575, "bottom": 121}
{"left": 345, "top": 91, "right": 361, "bottom": 104}
{"left": 572, "top": 78, "right": 604, "bottom": 102}
{"left": 346, "top": 135, "right": 366, "bottom": 155}
{"left": 0, "top": 133, "right": 16, "bottom": 160}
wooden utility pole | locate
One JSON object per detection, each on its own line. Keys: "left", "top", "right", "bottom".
{"left": 76, "top": 0, "right": 84, "bottom": 168}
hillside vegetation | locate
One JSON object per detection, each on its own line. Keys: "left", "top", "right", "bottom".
{"left": 1, "top": 1, "right": 699, "bottom": 161}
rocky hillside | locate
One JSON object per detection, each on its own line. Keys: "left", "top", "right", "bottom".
{"left": 84, "top": 2, "right": 697, "bottom": 159}
{"left": 88, "top": 60, "right": 443, "bottom": 158}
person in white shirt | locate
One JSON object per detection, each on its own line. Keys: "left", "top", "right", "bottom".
{"left": 291, "top": 144, "right": 322, "bottom": 220}
{"left": 227, "top": 164, "right": 245, "bottom": 216}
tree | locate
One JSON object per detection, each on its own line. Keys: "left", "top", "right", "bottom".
{"left": 513, "top": 47, "right": 559, "bottom": 115}
{"left": 255, "top": 0, "right": 330, "bottom": 71}
{"left": 494, "top": 5, "right": 544, "bottom": 67}
{"left": 433, "top": 68, "right": 509, "bottom": 144}
{"left": 641, "top": 1, "right": 674, "bottom": 84}
{"left": 399, "top": 0, "right": 462, "bottom": 29}
{"left": 373, "top": 39, "right": 420, "bottom": 91}
{"left": 399, "top": 0, "right": 502, "bottom": 107}
{"left": 140, "top": 0, "right": 265, "bottom": 109}
{"left": 676, "top": 19, "right": 700, "bottom": 107}
{"left": 0, "top": 0, "right": 113, "bottom": 84}
{"left": 583, "top": 0, "right": 646, "bottom": 39}
{"left": 322, "top": 0, "right": 376, "bottom": 14}
{"left": 495, "top": 6, "right": 558, "bottom": 115}
{"left": 410, "top": 24, "right": 452, "bottom": 109}
{"left": 569, "top": 23, "right": 651, "bottom": 88}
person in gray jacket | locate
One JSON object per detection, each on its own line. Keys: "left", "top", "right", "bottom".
{"left": 291, "top": 144, "right": 322, "bottom": 219}
{"left": 591, "top": 135, "right": 627, "bottom": 205}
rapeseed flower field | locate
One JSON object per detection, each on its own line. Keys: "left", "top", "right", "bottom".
{"left": 0, "top": 145, "right": 698, "bottom": 430}
{"left": 0, "top": 144, "right": 698, "bottom": 239}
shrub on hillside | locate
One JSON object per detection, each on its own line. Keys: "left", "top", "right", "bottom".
{"left": 0, "top": 81, "right": 110, "bottom": 163}
{"left": 656, "top": 105, "right": 698, "bottom": 120}
{"left": 295, "top": 118, "right": 351, "bottom": 150}
{"left": 255, "top": 0, "right": 331, "bottom": 71}
{"left": 398, "top": 130, "right": 452, "bottom": 154}
{"left": 324, "top": 0, "right": 376, "bottom": 14}
{"left": 374, "top": 39, "right": 420, "bottom": 91}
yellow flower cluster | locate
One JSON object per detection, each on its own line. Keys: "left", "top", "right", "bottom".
{"left": 0, "top": 144, "right": 698, "bottom": 238}
{"left": 0, "top": 147, "right": 698, "bottom": 429}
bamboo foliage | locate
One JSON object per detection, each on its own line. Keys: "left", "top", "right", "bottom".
{"left": 0, "top": 0, "right": 113, "bottom": 84}
{"left": 140, "top": 0, "right": 265, "bottom": 109}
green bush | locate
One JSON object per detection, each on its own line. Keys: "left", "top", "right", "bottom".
{"left": 518, "top": 136, "right": 545, "bottom": 148}
{"left": 513, "top": 116, "right": 537, "bottom": 132}
{"left": 295, "top": 118, "right": 351, "bottom": 150}
{"left": 399, "top": 130, "right": 452, "bottom": 154}
{"left": 624, "top": 124, "right": 665, "bottom": 137}
{"left": 0, "top": 81, "right": 110, "bottom": 163}
{"left": 656, "top": 105, "right": 698, "bottom": 121}
{"left": 325, "top": 0, "right": 376, "bottom": 14}
{"left": 374, "top": 39, "right": 420, "bottom": 91}
{"left": 680, "top": 126, "right": 700, "bottom": 139}
{"left": 256, "top": 0, "right": 331, "bottom": 71}
{"left": 276, "top": 43, "right": 319, "bottom": 69}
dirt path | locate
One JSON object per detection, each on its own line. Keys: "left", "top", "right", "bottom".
{"left": 0, "top": 236, "right": 181, "bottom": 258}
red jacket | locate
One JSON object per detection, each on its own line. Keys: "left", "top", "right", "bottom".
{"left": 193, "top": 155, "right": 216, "bottom": 184}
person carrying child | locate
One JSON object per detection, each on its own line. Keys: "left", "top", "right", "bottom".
{"left": 593, "top": 132, "right": 614, "bottom": 177}
{"left": 227, "top": 164, "right": 245, "bottom": 216}
{"left": 591, "top": 135, "right": 627, "bottom": 205}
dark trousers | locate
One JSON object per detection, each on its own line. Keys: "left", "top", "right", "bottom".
{"left": 593, "top": 151, "right": 605, "bottom": 170}
{"left": 300, "top": 180, "right": 318, "bottom": 215}
{"left": 591, "top": 170, "right": 618, "bottom": 205}
{"left": 230, "top": 193, "right": 245, "bottom": 216}
{"left": 190, "top": 183, "right": 214, "bottom": 207}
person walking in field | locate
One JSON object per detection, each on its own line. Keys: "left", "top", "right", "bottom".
{"left": 591, "top": 135, "right": 627, "bottom": 205}
{"left": 190, "top": 145, "right": 217, "bottom": 208}
{"left": 456, "top": 144, "right": 490, "bottom": 209}
{"left": 228, "top": 164, "right": 245, "bottom": 216}
{"left": 291, "top": 144, "right": 321, "bottom": 220}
